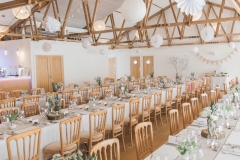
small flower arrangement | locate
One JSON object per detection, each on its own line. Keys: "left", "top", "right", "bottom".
{"left": 94, "top": 76, "right": 101, "bottom": 86}
{"left": 21, "top": 91, "right": 28, "bottom": 96}
{"left": 74, "top": 84, "right": 79, "bottom": 88}
{"left": 52, "top": 150, "right": 97, "bottom": 160}
{"left": 119, "top": 84, "right": 128, "bottom": 93}
{"left": 48, "top": 95, "right": 61, "bottom": 112}
{"left": 89, "top": 96, "right": 97, "bottom": 102}
{"left": 225, "top": 105, "right": 233, "bottom": 112}
{"left": 9, "top": 113, "right": 18, "bottom": 122}
{"left": 125, "top": 74, "right": 131, "bottom": 81}
{"left": 176, "top": 140, "right": 197, "bottom": 155}
{"left": 142, "top": 85, "right": 147, "bottom": 90}
{"left": 150, "top": 72, "right": 154, "bottom": 78}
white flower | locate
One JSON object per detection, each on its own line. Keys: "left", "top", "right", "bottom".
{"left": 209, "top": 114, "right": 218, "bottom": 121}
{"left": 121, "top": 87, "right": 125, "bottom": 91}
{"left": 234, "top": 92, "right": 238, "bottom": 97}
{"left": 52, "top": 154, "right": 62, "bottom": 159}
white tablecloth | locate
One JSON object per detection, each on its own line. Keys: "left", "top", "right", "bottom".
{"left": 212, "top": 77, "right": 229, "bottom": 90}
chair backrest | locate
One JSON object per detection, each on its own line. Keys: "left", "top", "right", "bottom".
{"left": 201, "top": 93, "right": 208, "bottom": 108}
{"left": 190, "top": 98, "right": 199, "bottom": 119}
{"left": 140, "top": 83, "right": 146, "bottom": 88}
{"left": 89, "top": 92, "right": 100, "bottom": 99}
{"left": 31, "top": 88, "right": 42, "bottom": 95}
{"left": 0, "top": 97, "right": 16, "bottom": 109}
{"left": 166, "top": 88, "right": 173, "bottom": 103}
{"left": 216, "top": 86, "right": 221, "bottom": 101}
{"left": 210, "top": 90, "right": 217, "bottom": 103}
{"left": 154, "top": 92, "right": 162, "bottom": 109}
{"left": 23, "top": 95, "right": 40, "bottom": 103}
{"left": 104, "top": 77, "right": 111, "bottom": 84}
{"left": 132, "top": 80, "right": 139, "bottom": 85}
{"left": 104, "top": 89, "right": 112, "bottom": 98}
{"left": 134, "top": 122, "right": 153, "bottom": 160}
{"left": 168, "top": 109, "right": 180, "bottom": 135}
{"left": 112, "top": 104, "right": 125, "bottom": 132}
{"left": 197, "top": 80, "right": 202, "bottom": 89}
{"left": 0, "top": 91, "right": 6, "bottom": 100}
{"left": 62, "top": 89, "right": 74, "bottom": 103}
{"left": 78, "top": 88, "right": 89, "bottom": 102}
{"left": 0, "top": 107, "right": 19, "bottom": 116}
{"left": 223, "top": 82, "right": 227, "bottom": 95}
{"left": 92, "top": 86, "right": 101, "bottom": 92}
{"left": 206, "top": 77, "right": 211, "bottom": 86}
{"left": 148, "top": 82, "right": 155, "bottom": 87}
{"left": 185, "top": 83, "right": 190, "bottom": 95}
{"left": 176, "top": 85, "right": 182, "bottom": 98}
{"left": 11, "top": 90, "right": 27, "bottom": 98}
{"left": 139, "top": 78, "right": 145, "bottom": 85}
{"left": 83, "top": 81, "right": 90, "bottom": 87}
{"left": 70, "top": 94, "right": 82, "bottom": 105}
{"left": 67, "top": 83, "right": 75, "bottom": 89}
{"left": 102, "top": 84, "right": 110, "bottom": 96}
{"left": 89, "top": 110, "right": 107, "bottom": 141}
{"left": 90, "top": 138, "right": 120, "bottom": 160}
{"left": 129, "top": 98, "right": 140, "bottom": 121}
{"left": 181, "top": 103, "right": 193, "bottom": 128}
{"left": 46, "top": 92, "right": 58, "bottom": 102}
{"left": 7, "top": 128, "right": 42, "bottom": 160}
{"left": 59, "top": 116, "right": 82, "bottom": 156}
{"left": 21, "top": 102, "right": 40, "bottom": 117}
{"left": 142, "top": 95, "right": 152, "bottom": 113}
{"left": 132, "top": 85, "right": 139, "bottom": 91}
{"left": 191, "top": 81, "right": 197, "bottom": 91}
{"left": 109, "top": 78, "right": 114, "bottom": 83}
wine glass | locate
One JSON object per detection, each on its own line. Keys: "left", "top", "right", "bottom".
{"left": 1, "top": 116, "right": 7, "bottom": 134}
{"left": 150, "top": 154, "right": 161, "bottom": 160}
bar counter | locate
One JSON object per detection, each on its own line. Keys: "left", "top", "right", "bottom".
{"left": 0, "top": 76, "right": 31, "bottom": 93}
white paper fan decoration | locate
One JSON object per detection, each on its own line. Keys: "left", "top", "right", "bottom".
{"left": 42, "top": 42, "right": 52, "bottom": 52}
{"left": 200, "top": 25, "right": 214, "bottom": 42}
{"left": 82, "top": 38, "right": 91, "bottom": 49}
{"left": 42, "top": 16, "right": 61, "bottom": 33}
{"left": 175, "top": 0, "right": 205, "bottom": 15}
{"left": 150, "top": 34, "right": 163, "bottom": 48}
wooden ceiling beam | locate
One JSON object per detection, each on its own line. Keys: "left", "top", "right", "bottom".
{"left": 228, "top": 0, "right": 240, "bottom": 14}
{"left": 215, "top": 0, "right": 225, "bottom": 37}
{"left": 61, "top": 0, "right": 73, "bottom": 36}
{"left": 0, "top": 0, "right": 30, "bottom": 11}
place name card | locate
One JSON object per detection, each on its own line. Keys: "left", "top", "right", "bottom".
{"left": 32, "top": 119, "right": 38, "bottom": 124}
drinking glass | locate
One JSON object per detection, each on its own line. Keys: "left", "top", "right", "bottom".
{"left": 150, "top": 154, "right": 161, "bottom": 160}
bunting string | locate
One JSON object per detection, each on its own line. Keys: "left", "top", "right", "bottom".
{"left": 196, "top": 48, "right": 238, "bottom": 65}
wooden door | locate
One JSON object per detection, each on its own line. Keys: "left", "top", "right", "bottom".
{"left": 143, "top": 56, "right": 154, "bottom": 77}
{"left": 36, "top": 56, "right": 51, "bottom": 92}
{"left": 109, "top": 57, "right": 116, "bottom": 79}
{"left": 130, "top": 56, "right": 140, "bottom": 79}
{"left": 35, "top": 55, "right": 64, "bottom": 92}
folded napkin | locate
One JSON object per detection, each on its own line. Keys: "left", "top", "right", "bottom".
{"left": 192, "top": 120, "right": 207, "bottom": 126}
{"left": 222, "top": 145, "right": 240, "bottom": 156}
{"left": 0, "top": 134, "right": 8, "bottom": 140}
{"left": 167, "top": 135, "right": 179, "bottom": 145}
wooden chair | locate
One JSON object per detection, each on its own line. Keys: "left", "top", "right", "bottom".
{"left": 31, "top": 88, "right": 42, "bottom": 95}
{"left": 141, "top": 95, "right": 152, "bottom": 122}
{"left": 78, "top": 88, "right": 89, "bottom": 104}
{"left": 151, "top": 92, "right": 163, "bottom": 129}
{"left": 134, "top": 122, "right": 153, "bottom": 160}
{"left": 189, "top": 81, "right": 197, "bottom": 98}
{"left": 182, "top": 83, "right": 190, "bottom": 102}
{"left": 132, "top": 85, "right": 139, "bottom": 91}
{"left": 172, "top": 85, "right": 182, "bottom": 110}
{"left": 81, "top": 110, "right": 107, "bottom": 152}
{"left": 0, "top": 91, "right": 6, "bottom": 100}
{"left": 168, "top": 109, "right": 180, "bottom": 135}
{"left": 124, "top": 98, "right": 140, "bottom": 146}
{"left": 196, "top": 80, "right": 202, "bottom": 99}
{"left": 61, "top": 89, "right": 74, "bottom": 108}
{"left": 148, "top": 82, "right": 155, "bottom": 87}
{"left": 104, "top": 77, "right": 111, "bottom": 84}
{"left": 0, "top": 107, "right": 19, "bottom": 116}
{"left": 210, "top": 90, "right": 217, "bottom": 103}
{"left": 7, "top": 128, "right": 42, "bottom": 160}
{"left": 132, "top": 79, "right": 139, "bottom": 85}
{"left": 23, "top": 95, "right": 40, "bottom": 103}
{"left": 70, "top": 94, "right": 82, "bottom": 105}
{"left": 201, "top": 93, "right": 209, "bottom": 109}
{"left": 67, "top": 83, "right": 75, "bottom": 89}
{"left": 21, "top": 102, "right": 40, "bottom": 117}
{"left": 140, "top": 83, "right": 146, "bottom": 88}
{"left": 190, "top": 98, "right": 200, "bottom": 119}
{"left": 92, "top": 86, "right": 101, "bottom": 93}
{"left": 139, "top": 78, "right": 145, "bottom": 86}
{"left": 101, "top": 84, "right": 110, "bottom": 96}
{"left": 90, "top": 138, "right": 120, "bottom": 160}
{"left": 109, "top": 78, "right": 114, "bottom": 83}
{"left": 11, "top": 90, "right": 27, "bottom": 98}
{"left": 161, "top": 88, "right": 173, "bottom": 123}
{"left": 223, "top": 82, "right": 227, "bottom": 95}
{"left": 89, "top": 92, "right": 101, "bottom": 99}
{"left": 181, "top": 103, "right": 193, "bottom": 128}
{"left": 105, "top": 104, "right": 126, "bottom": 151}
{"left": 44, "top": 116, "right": 82, "bottom": 159}
{"left": 104, "top": 89, "right": 113, "bottom": 98}
{"left": 0, "top": 97, "right": 16, "bottom": 109}
{"left": 216, "top": 86, "right": 221, "bottom": 101}
{"left": 46, "top": 92, "right": 58, "bottom": 102}
{"left": 83, "top": 81, "right": 90, "bottom": 87}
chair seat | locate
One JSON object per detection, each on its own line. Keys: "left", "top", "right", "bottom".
{"left": 105, "top": 124, "right": 122, "bottom": 131}
{"left": 44, "top": 141, "right": 77, "bottom": 152}
{"left": 12, "top": 156, "right": 24, "bottom": 160}
{"left": 81, "top": 131, "right": 103, "bottom": 140}
{"left": 124, "top": 117, "right": 137, "bottom": 123}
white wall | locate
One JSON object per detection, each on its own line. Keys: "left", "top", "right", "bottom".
{"left": 30, "top": 40, "right": 109, "bottom": 87}
{"left": 0, "top": 39, "right": 31, "bottom": 75}
{"left": 109, "top": 42, "right": 240, "bottom": 80}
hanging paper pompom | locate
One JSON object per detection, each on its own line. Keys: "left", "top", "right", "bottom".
{"left": 42, "top": 16, "right": 61, "bottom": 33}
{"left": 192, "top": 46, "right": 198, "bottom": 53}
{"left": 150, "top": 34, "right": 163, "bottom": 48}
{"left": 82, "top": 38, "right": 91, "bottom": 49}
{"left": 200, "top": 25, "right": 214, "bottom": 42}
{"left": 175, "top": 0, "right": 205, "bottom": 15}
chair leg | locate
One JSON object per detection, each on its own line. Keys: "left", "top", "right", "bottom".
{"left": 155, "top": 112, "right": 158, "bottom": 130}
{"left": 160, "top": 112, "right": 163, "bottom": 126}
{"left": 130, "top": 125, "right": 133, "bottom": 146}
{"left": 122, "top": 130, "right": 126, "bottom": 151}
